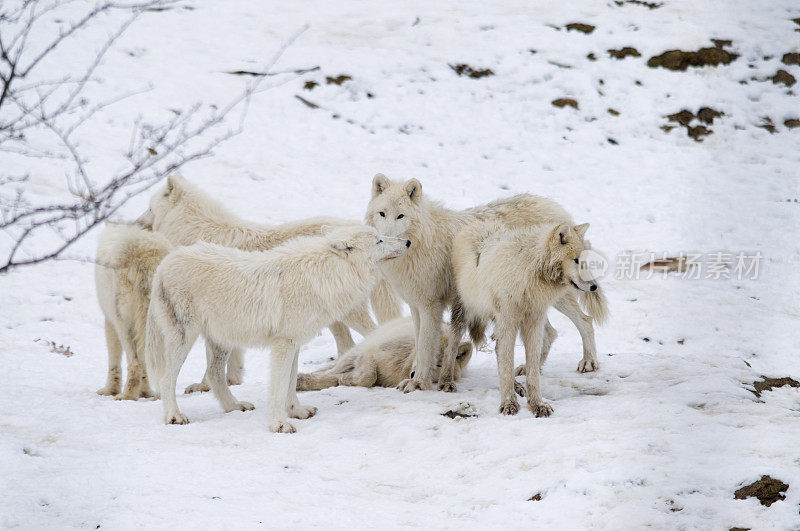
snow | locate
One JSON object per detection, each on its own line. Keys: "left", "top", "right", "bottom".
{"left": 2, "top": 0, "right": 800, "bottom": 528}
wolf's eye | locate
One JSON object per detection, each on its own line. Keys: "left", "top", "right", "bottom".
{"left": 379, "top": 212, "right": 385, "bottom": 217}
{"left": 397, "top": 214, "right": 404, "bottom": 219}
{"left": 574, "top": 258, "right": 579, "bottom": 264}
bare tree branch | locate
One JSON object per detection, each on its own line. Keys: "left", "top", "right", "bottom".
{"left": 0, "top": 0, "right": 308, "bottom": 273}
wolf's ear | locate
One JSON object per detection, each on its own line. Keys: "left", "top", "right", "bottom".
{"left": 553, "top": 223, "right": 571, "bottom": 245}
{"left": 574, "top": 223, "right": 589, "bottom": 238}
{"left": 404, "top": 178, "right": 422, "bottom": 203}
{"left": 372, "top": 174, "right": 389, "bottom": 197}
{"left": 330, "top": 240, "right": 353, "bottom": 257}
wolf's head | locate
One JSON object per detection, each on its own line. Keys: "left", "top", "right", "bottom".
{"left": 136, "top": 174, "right": 189, "bottom": 230}
{"left": 326, "top": 225, "right": 410, "bottom": 264}
{"left": 365, "top": 173, "right": 423, "bottom": 239}
{"left": 544, "top": 222, "right": 597, "bottom": 292}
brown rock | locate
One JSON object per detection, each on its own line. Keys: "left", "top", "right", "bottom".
{"left": 772, "top": 69, "right": 796, "bottom": 87}
{"left": 782, "top": 53, "right": 800, "bottom": 66}
{"left": 608, "top": 47, "right": 641, "bottom": 59}
{"left": 565, "top": 23, "right": 595, "bottom": 34}
{"left": 734, "top": 476, "right": 788, "bottom": 507}
{"left": 552, "top": 98, "right": 579, "bottom": 109}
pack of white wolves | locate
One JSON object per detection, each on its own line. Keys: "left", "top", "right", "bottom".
{"left": 95, "top": 174, "right": 608, "bottom": 433}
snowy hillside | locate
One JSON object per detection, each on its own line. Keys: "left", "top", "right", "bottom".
{"left": 2, "top": 0, "right": 800, "bottom": 528}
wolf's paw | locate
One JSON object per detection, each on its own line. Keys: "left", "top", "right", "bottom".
{"left": 229, "top": 401, "right": 254, "bottom": 412}
{"left": 577, "top": 359, "right": 599, "bottom": 373}
{"left": 114, "top": 391, "right": 141, "bottom": 401}
{"left": 97, "top": 385, "right": 120, "bottom": 396}
{"left": 289, "top": 404, "right": 317, "bottom": 419}
{"left": 139, "top": 387, "right": 155, "bottom": 399}
{"left": 437, "top": 380, "right": 457, "bottom": 393}
{"left": 269, "top": 420, "right": 296, "bottom": 434}
{"left": 184, "top": 381, "right": 210, "bottom": 394}
{"left": 514, "top": 364, "right": 526, "bottom": 378}
{"left": 499, "top": 399, "right": 520, "bottom": 416}
{"left": 226, "top": 373, "right": 243, "bottom": 386}
{"left": 529, "top": 401, "right": 554, "bottom": 418}
{"left": 166, "top": 413, "right": 189, "bottom": 425}
{"left": 397, "top": 378, "right": 431, "bottom": 393}
{"left": 514, "top": 380, "right": 527, "bottom": 397}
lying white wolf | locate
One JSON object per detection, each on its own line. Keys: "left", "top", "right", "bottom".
{"left": 138, "top": 174, "right": 402, "bottom": 392}
{"left": 145, "top": 225, "right": 409, "bottom": 433}
{"left": 453, "top": 220, "right": 597, "bottom": 417}
{"left": 365, "top": 174, "right": 608, "bottom": 393}
{"left": 296, "top": 317, "right": 473, "bottom": 391}
{"left": 95, "top": 223, "right": 172, "bottom": 400}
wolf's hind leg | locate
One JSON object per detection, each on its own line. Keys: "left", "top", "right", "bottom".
{"left": 206, "top": 340, "right": 253, "bottom": 413}
{"left": 97, "top": 319, "right": 122, "bottom": 396}
{"left": 328, "top": 321, "right": 356, "bottom": 356}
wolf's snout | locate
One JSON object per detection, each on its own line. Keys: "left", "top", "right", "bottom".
{"left": 405, "top": 240, "right": 411, "bottom": 248}
{"left": 590, "top": 284, "right": 597, "bottom": 291}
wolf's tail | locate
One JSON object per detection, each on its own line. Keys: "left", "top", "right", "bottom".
{"left": 144, "top": 299, "right": 166, "bottom": 397}
{"left": 296, "top": 370, "right": 340, "bottom": 391}
{"left": 370, "top": 277, "right": 402, "bottom": 324}
{"left": 580, "top": 286, "right": 609, "bottom": 326}
{"left": 467, "top": 318, "right": 488, "bottom": 348}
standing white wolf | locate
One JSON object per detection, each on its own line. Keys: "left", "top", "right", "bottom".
{"left": 365, "top": 174, "right": 608, "bottom": 393}
{"left": 145, "top": 225, "right": 410, "bottom": 433}
{"left": 95, "top": 223, "right": 172, "bottom": 400}
{"left": 453, "top": 220, "right": 598, "bottom": 417}
{"left": 296, "top": 317, "right": 473, "bottom": 391}
{"left": 138, "top": 174, "right": 402, "bottom": 392}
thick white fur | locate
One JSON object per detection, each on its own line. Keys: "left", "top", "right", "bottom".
{"left": 138, "top": 174, "right": 403, "bottom": 391}
{"left": 145, "top": 225, "right": 408, "bottom": 433}
{"left": 365, "top": 174, "right": 608, "bottom": 393}
{"left": 453, "top": 220, "right": 596, "bottom": 417}
{"left": 296, "top": 317, "right": 473, "bottom": 391}
{"left": 95, "top": 223, "right": 172, "bottom": 400}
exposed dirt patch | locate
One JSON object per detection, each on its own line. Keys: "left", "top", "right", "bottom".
{"left": 758, "top": 117, "right": 777, "bottom": 134}
{"left": 303, "top": 80, "right": 318, "bottom": 90}
{"left": 647, "top": 40, "right": 738, "bottom": 70}
{"left": 552, "top": 98, "right": 579, "bottom": 109}
{"left": 782, "top": 53, "right": 800, "bottom": 66}
{"left": 772, "top": 69, "right": 796, "bottom": 87}
{"left": 325, "top": 74, "right": 352, "bottom": 85}
{"left": 614, "top": 0, "right": 662, "bottom": 8}
{"left": 587, "top": 52, "right": 597, "bottom": 61}
{"left": 528, "top": 493, "right": 543, "bottom": 501}
{"left": 449, "top": 64, "right": 494, "bottom": 78}
{"left": 608, "top": 47, "right": 641, "bottom": 59}
{"left": 294, "top": 95, "right": 319, "bottom": 109}
{"left": 734, "top": 476, "right": 788, "bottom": 507}
{"left": 565, "top": 23, "right": 595, "bottom": 34}
{"left": 697, "top": 107, "right": 723, "bottom": 124}
{"left": 785, "top": 118, "right": 800, "bottom": 128}
{"left": 750, "top": 375, "right": 800, "bottom": 397}
{"left": 608, "top": 108, "right": 620, "bottom": 116}
{"left": 664, "top": 108, "right": 723, "bottom": 141}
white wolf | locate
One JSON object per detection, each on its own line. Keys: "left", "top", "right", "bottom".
{"left": 95, "top": 223, "right": 172, "bottom": 400}
{"left": 365, "top": 174, "right": 608, "bottom": 393}
{"left": 453, "top": 220, "right": 596, "bottom": 417}
{"left": 145, "top": 225, "right": 410, "bottom": 433}
{"left": 138, "top": 174, "right": 402, "bottom": 392}
{"left": 296, "top": 317, "right": 473, "bottom": 391}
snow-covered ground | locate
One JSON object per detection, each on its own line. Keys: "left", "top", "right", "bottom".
{"left": 2, "top": 0, "right": 800, "bottom": 528}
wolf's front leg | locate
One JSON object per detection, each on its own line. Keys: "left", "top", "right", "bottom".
{"left": 269, "top": 339, "right": 299, "bottom": 433}
{"left": 398, "top": 302, "right": 442, "bottom": 392}
{"left": 554, "top": 294, "right": 598, "bottom": 373}
{"left": 495, "top": 320, "right": 519, "bottom": 415}
{"left": 521, "top": 314, "right": 553, "bottom": 417}
{"left": 286, "top": 348, "right": 316, "bottom": 419}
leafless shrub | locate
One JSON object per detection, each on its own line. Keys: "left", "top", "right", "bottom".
{"left": 0, "top": 0, "right": 304, "bottom": 273}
